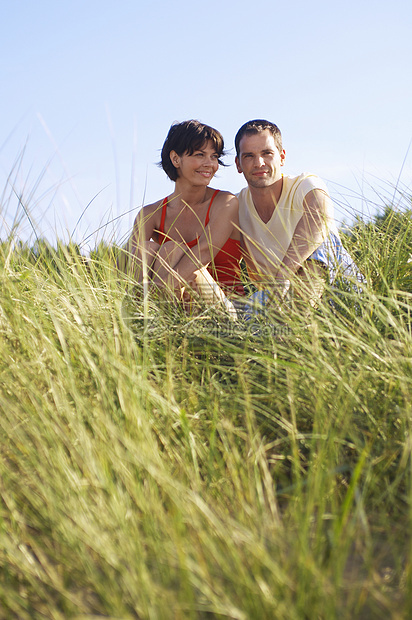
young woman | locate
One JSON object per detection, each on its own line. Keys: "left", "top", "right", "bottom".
{"left": 123, "top": 120, "right": 244, "bottom": 306}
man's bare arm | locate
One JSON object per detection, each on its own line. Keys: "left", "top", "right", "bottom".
{"left": 277, "top": 188, "right": 330, "bottom": 277}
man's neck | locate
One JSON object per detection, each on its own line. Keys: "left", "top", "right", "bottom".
{"left": 249, "top": 177, "right": 283, "bottom": 224}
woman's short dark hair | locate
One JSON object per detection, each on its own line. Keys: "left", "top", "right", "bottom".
{"left": 160, "top": 120, "right": 226, "bottom": 181}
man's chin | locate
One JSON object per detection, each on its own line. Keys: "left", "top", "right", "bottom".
{"left": 248, "top": 179, "right": 273, "bottom": 189}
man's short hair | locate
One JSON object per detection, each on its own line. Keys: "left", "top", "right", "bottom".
{"left": 160, "top": 120, "right": 225, "bottom": 181}
{"left": 235, "top": 120, "right": 283, "bottom": 157}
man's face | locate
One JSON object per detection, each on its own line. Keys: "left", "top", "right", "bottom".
{"left": 235, "top": 130, "right": 285, "bottom": 189}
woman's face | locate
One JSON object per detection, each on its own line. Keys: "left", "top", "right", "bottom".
{"left": 171, "top": 141, "right": 220, "bottom": 185}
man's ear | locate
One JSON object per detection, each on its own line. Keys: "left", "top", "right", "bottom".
{"left": 235, "top": 156, "right": 242, "bottom": 174}
{"left": 170, "top": 150, "right": 180, "bottom": 169}
{"left": 280, "top": 149, "right": 286, "bottom": 166}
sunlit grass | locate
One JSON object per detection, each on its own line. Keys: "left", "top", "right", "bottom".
{"left": 1, "top": 193, "right": 412, "bottom": 618}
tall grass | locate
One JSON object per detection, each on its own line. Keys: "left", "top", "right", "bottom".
{"left": 1, "top": 196, "right": 412, "bottom": 618}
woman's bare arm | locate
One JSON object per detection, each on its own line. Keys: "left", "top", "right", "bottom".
{"left": 119, "top": 202, "right": 162, "bottom": 281}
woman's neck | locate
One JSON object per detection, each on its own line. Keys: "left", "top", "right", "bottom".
{"left": 170, "top": 180, "right": 209, "bottom": 208}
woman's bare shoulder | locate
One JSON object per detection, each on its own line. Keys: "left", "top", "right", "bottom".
{"left": 208, "top": 189, "right": 240, "bottom": 237}
{"left": 140, "top": 197, "right": 165, "bottom": 216}
{"left": 213, "top": 188, "right": 237, "bottom": 199}
{"left": 133, "top": 198, "right": 165, "bottom": 226}
{"left": 211, "top": 189, "right": 239, "bottom": 209}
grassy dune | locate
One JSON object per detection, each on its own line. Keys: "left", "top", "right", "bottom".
{"left": 1, "top": 203, "right": 412, "bottom": 619}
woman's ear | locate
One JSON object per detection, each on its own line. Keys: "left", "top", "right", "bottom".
{"left": 170, "top": 150, "right": 180, "bottom": 169}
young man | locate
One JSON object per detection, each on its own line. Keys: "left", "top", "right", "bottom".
{"left": 234, "top": 119, "right": 358, "bottom": 313}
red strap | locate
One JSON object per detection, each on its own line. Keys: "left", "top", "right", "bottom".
{"left": 205, "top": 189, "right": 220, "bottom": 227}
{"left": 157, "top": 190, "right": 220, "bottom": 246}
{"left": 156, "top": 197, "right": 168, "bottom": 244}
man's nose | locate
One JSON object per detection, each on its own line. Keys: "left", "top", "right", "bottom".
{"left": 255, "top": 155, "right": 265, "bottom": 166}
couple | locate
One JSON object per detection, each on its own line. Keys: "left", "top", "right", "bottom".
{"left": 123, "top": 118, "right": 358, "bottom": 315}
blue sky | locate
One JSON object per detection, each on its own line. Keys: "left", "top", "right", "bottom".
{"left": 1, "top": 0, "right": 411, "bottom": 248}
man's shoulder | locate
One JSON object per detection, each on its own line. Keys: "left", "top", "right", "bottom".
{"left": 282, "top": 173, "right": 329, "bottom": 207}
{"left": 236, "top": 187, "right": 251, "bottom": 214}
{"left": 283, "top": 172, "right": 328, "bottom": 193}
{"left": 236, "top": 187, "right": 248, "bottom": 200}
{"left": 237, "top": 187, "right": 254, "bottom": 219}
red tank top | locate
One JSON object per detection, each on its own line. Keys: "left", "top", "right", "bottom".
{"left": 157, "top": 190, "right": 244, "bottom": 295}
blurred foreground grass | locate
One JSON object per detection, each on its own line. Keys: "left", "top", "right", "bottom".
{"left": 1, "top": 203, "right": 412, "bottom": 618}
